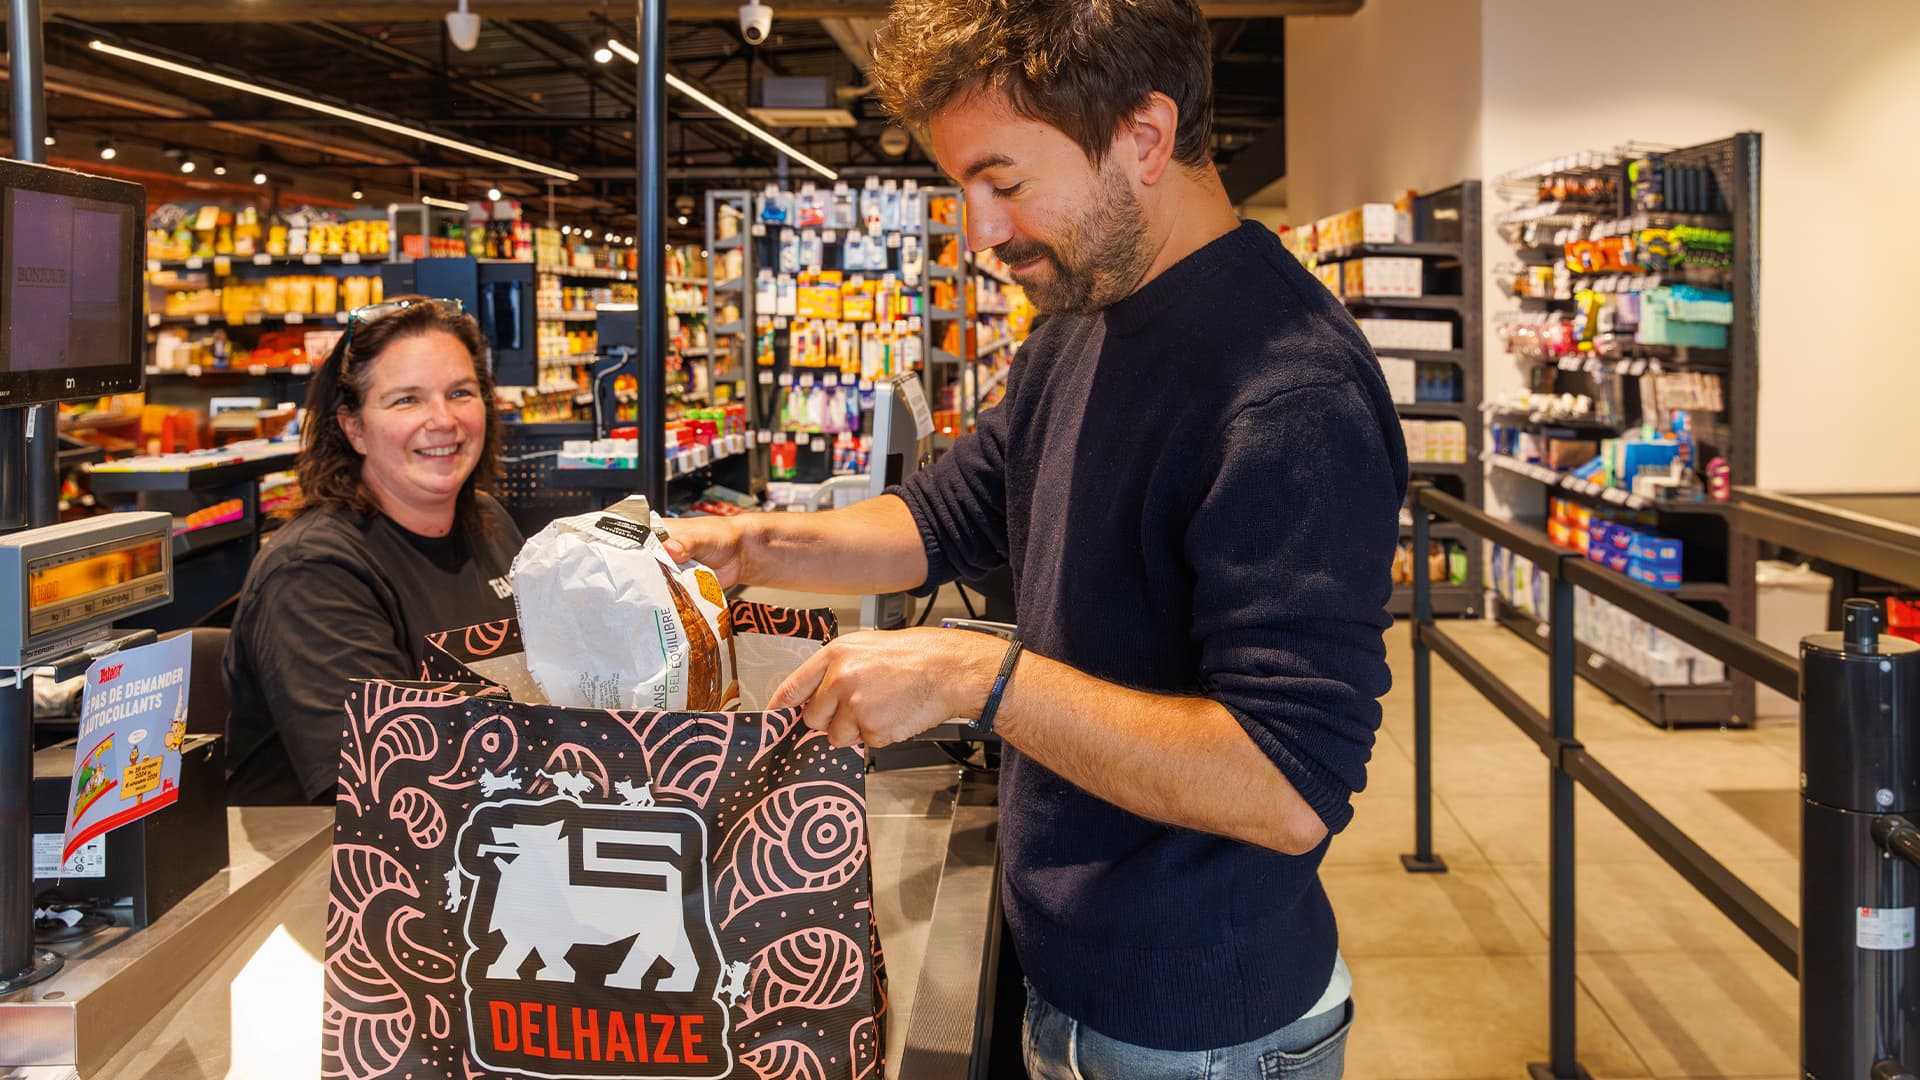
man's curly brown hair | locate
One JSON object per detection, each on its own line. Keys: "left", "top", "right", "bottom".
{"left": 869, "top": 0, "right": 1216, "bottom": 170}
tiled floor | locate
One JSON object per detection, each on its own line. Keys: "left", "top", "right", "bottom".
{"left": 742, "top": 589, "right": 1805, "bottom": 1077}
{"left": 1341, "top": 620, "right": 1800, "bottom": 1079}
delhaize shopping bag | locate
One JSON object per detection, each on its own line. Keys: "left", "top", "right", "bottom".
{"left": 320, "top": 598, "right": 888, "bottom": 1080}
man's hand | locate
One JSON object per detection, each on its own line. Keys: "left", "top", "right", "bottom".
{"left": 768, "top": 628, "right": 1003, "bottom": 749}
{"left": 660, "top": 515, "right": 753, "bottom": 587}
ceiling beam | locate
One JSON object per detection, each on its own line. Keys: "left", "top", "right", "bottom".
{"left": 49, "top": 0, "right": 1360, "bottom": 20}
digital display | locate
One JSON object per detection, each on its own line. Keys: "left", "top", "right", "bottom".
{"left": 27, "top": 536, "right": 168, "bottom": 638}
{"left": 0, "top": 160, "right": 145, "bottom": 406}
{"left": 3, "top": 188, "right": 134, "bottom": 374}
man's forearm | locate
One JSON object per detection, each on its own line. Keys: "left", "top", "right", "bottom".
{"left": 987, "top": 649, "right": 1331, "bottom": 856}
{"left": 743, "top": 494, "right": 931, "bottom": 594}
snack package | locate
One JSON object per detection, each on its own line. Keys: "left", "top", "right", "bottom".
{"left": 511, "top": 496, "right": 738, "bottom": 711}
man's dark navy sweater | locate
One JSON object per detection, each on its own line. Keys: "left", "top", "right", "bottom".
{"left": 897, "top": 220, "right": 1408, "bottom": 1051}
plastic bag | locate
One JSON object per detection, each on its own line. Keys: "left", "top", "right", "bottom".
{"left": 511, "top": 496, "right": 738, "bottom": 711}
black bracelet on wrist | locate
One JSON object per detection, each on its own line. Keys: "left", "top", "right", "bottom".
{"left": 971, "top": 639, "right": 1024, "bottom": 738}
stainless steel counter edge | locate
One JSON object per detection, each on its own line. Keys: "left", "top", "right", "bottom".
{"left": 898, "top": 771, "right": 1004, "bottom": 1078}
{"left": 0, "top": 807, "right": 334, "bottom": 1072}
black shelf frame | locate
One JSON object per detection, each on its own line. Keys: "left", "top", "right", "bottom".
{"left": 1494, "top": 598, "right": 1734, "bottom": 728}
{"left": 1325, "top": 181, "right": 1486, "bottom": 617}
{"left": 1488, "top": 133, "right": 1762, "bottom": 727}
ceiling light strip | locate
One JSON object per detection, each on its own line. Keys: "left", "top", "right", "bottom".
{"left": 87, "top": 39, "right": 580, "bottom": 183}
{"left": 606, "top": 39, "right": 838, "bottom": 181}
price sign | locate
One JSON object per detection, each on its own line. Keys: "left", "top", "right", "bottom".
{"left": 858, "top": 379, "right": 874, "bottom": 391}
{"left": 302, "top": 253, "right": 323, "bottom": 265}
{"left": 285, "top": 312, "right": 304, "bottom": 324}
{"left": 810, "top": 437, "right": 826, "bottom": 453}
{"left": 147, "top": 313, "right": 162, "bottom": 328}
{"left": 253, "top": 253, "right": 273, "bottom": 266}
{"left": 822, "top": 373, "right": 839, "bottom": 387}
{"left": 146, "top": 259, "right": 162, "bottom": 273}
{"left": 193, "top": 314, "right": 210, "bottom": 326}
{"left": 800, "top": 373, "right": 814, "bottom": 387}
{"left": 758, "top": 371, "right": 775, "bottom": 385}
{"left": 751, "top": 223, "right": 767, "bottom": 237}
{"left": 243, "top": 313, "right": 263, "bottom": 325}
{"left": 341, "top": 252, "right": 361, "bottom": 265}
{"left": 186, "top": 364, "right": 203, "bottom": 377}
{"left": 185, "top": 257, "right": 204, "bottom": 270}
{"left": 758, "top": 430, "right": 773, "bottom": 444}
{"left": 213, "top": 256, "right": 231, "bottom": 276}
{"left": 777, "top": 373, "right": 794, "bottom": 386}
{"left": 291, "top": 363, "right": 312, "bottom": 375}
{"left": 248, "top": 364, "right": 269, "bottom": 376}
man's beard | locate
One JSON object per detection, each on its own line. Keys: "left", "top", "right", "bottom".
{"left": 994, "top": 161, "right": 1153, "bottom": 315}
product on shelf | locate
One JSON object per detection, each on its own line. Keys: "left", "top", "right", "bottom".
{"left": 1357, "top": 316, "right": 1453, "bottom": 352}
{"left": 1491, "top": 544, "right": 1726, "bottom": 686}
{"left": 1400, "top": 419, "right": 1468, "bottom": 464}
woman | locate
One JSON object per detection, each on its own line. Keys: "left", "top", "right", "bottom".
{"left": 224, "top": 298, "right": 523, "bottom": 804}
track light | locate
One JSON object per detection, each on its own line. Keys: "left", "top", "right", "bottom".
{"left": 251, "top": 167, "right": 268, "bottom": 185}
{"left": 42, "top": 134, "right": 54, "bottom": 147}
{"left": 584, "top": 229, "right": 595, "bottom": 240}
{"left": 602, "top": 38, "right": 838, "bottom": 181}
{"left": 561, "top": 225, "right": 572, "bottom": 236}
{"left": 180, "top": 159, "right": 196, "bottom": 173}
{"left": 487, "top": 186, "right": 502, "bottom": 201}
{"left": 87, "top": 39, "right": 580, "bottom": 183}
{"left": 350, "top": 181, "right": 364, "bottom": 200}
{"left": 677, "top": 215, "right": 688, "bottom": 226}
{"left": 593, "top": 44, "right": 614, "bottom": 63}
{"left": 212, "top": 160, "right": 227, "bottom": 175}
{"left": 97, "top": 139, "right": 116, "bottom": 160}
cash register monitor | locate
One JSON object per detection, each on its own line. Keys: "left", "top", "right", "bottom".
{"left": 861, "top": 372, "right": 933, "bottom": 630}
{"left": 0, "top": 158, "right": 146, "bottom": 406}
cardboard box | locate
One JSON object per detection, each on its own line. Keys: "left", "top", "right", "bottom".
{"left": 1357, "top": 318, "right": 1454, "bottom": 352}
{"left": 1379, "top": 356, "right": 1417, "bottom": 404}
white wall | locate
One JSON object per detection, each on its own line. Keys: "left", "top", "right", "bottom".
{"left": 1479, "top": 0, "right": 1920, "bottom": 491}
{"left": 1284, "top": 0, "right": 1482, "bottom": 223}
{"left": 1288, "top": 0, "right": 1920, "bottom": 492}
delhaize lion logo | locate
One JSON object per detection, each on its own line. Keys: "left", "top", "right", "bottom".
{"left": 449, "top": 792, "right": 733, "bottom": 1078}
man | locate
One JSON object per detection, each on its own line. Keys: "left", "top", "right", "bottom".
{"left": 663, "top": 0, "right": 1406, "bottom": 1074}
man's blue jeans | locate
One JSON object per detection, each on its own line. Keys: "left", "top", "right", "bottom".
{"left": 1022, "top": 983, "right": 1354, "bottom": 1080}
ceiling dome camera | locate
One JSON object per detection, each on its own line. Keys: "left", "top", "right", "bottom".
{"left": 738, "top": 1, "right": 773, "bottom": 46}
{"left": 446, "top": 0, "right": 481, "bottom": 52}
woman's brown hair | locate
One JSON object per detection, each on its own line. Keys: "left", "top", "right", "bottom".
{"left": 294, "top": 297, "right": 503, "bottom": 532}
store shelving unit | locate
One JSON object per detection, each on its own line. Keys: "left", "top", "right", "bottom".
{"left": 1485, "top": 133, "right": 1762, "bottom": 728}
{"left": 1317, "top": 180, "right": 1486, "bottom": 618}
{"left": 707, "top": 182, "right": 964, "bottom": 486}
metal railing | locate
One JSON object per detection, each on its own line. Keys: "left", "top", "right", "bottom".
{"left": 1403, "top": 482, "right": 1918, "bottom": 1080}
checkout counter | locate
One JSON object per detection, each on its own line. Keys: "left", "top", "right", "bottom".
{"left": 4, "top": 770, "right": 1005, "bottom": 1080}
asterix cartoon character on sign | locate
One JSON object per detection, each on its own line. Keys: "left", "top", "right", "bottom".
{"left": 60, "top": 634, "right": 192, "bottom": 869}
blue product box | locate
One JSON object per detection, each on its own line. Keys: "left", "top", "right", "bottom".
{"left": 1628, "top": 561, "right": 1684, "bottom": 590}
{"left": 1629, "top": 533, "right": 1684, "bottom": 564}
{"left": 1605, "top": 550, "right": 1632, "bottom": 573}
{"left": 1585, "top": 520, "right": 1614, "bottom": 562}
{"left": 1617, "top": 441, "right": 1680, "bottom": 489}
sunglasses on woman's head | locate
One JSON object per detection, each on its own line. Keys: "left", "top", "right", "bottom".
{"left": 341, "top": 297, "right": 465, "bottom": 353}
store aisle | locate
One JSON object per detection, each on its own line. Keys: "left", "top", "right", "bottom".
{"left": 1334, "top": 620, "right": 1799, "bottom": 1080}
